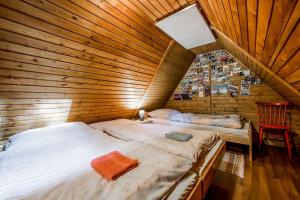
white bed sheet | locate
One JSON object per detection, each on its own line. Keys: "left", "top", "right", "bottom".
{"left": 0, "top": 122, "right": 192, "bottom": 200}
{"left": 89, "top": 119, "right": 219, "bottom": 162}
{"left": 149, "top": 118, "right": 250, "bottom": 138}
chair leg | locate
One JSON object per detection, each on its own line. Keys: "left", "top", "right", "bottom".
{"left": 284, "top": 129, "right": 292, "bottom": 160}
{"left": 259, "top": 127, "right": 263, "bottom": 151}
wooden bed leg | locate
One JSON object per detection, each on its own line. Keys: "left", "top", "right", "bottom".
{"left": 249, "top": 144, "right": 252, "bottom": 162}
{"left": 249, "top": 120, "right": 252, "bottom": 162}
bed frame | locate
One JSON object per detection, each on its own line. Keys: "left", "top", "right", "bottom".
{"left": 186, "top": 141, "right": 226, "bottom": 200}
{"left": 220, "top": 121, "right": 252, "bottom": 161}
{"left": 147, "top": 118, "right": 252, "bottom": 161}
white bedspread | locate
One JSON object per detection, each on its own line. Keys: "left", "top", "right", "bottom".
{"left": 170, "top": 113, "right": 242, "bottom": 129}
{"left": 90, "top": 119, "right": 219, "bottom": 162}
{"left": 0, "top": 122, "right": 192, "bottom": 200}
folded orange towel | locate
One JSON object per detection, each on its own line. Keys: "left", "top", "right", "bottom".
{"left": 91, "top": 151, "right": 139, "bottom": 180}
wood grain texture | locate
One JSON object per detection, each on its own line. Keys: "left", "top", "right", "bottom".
{"left": 0, "top": 0, "right": 196, "bottom": 136}
{"left": 198, "top": 0, "right": 300, "bottom": 94}
{"left": 190, "top": 40, "right": 223, "bottom": 54}
{"left": 214, "top": 28, "right": 300, "bottom": 109}
{"left": 140, "top": 42, "right": 195, "bottom": 111}
{"left": 166, "top": 49, "right": 300, "bottom": 151}
{"left": 206, "top": 146, "right": 300, "bottom": 200}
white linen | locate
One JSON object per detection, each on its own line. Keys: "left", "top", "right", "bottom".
{"left": 0, "top": 122, "right": 192, "bottom": 200}
{"left": 90, "top": 119, "right": 219, "bottom": 162}
{"left": 148, "top": 109, "right": 181, "bottom": 119}
{"left": 149, "top": 118, "right": 249, "bottom": 138}
{"left": 148, "top": 109, "right": 242, "bottom": 128}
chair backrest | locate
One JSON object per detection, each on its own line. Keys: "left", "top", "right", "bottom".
{"left": 256, "top": 101, "right": 291, "bottom": 128}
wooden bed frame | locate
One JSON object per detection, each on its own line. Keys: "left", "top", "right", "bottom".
{"left": 186, "top": 141, "right": 226, "bottom": 200}
{"left": 220, "top": 120, "right": 252, "bottom": 161}
{"left": 146, "top": 118, "right": 252, "bottom": 161}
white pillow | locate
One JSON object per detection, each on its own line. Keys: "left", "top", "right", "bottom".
{"left": 148, "top": 109, "right": 181, "bottom": 119}
{"left": 169, "top": 113, "right": 192, "bottom": 123}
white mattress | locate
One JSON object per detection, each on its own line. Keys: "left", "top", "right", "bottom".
{"left": 149, "top": 118, "right": 250, "bottom": 139}
{"left": 0, "top": 122, "right": 192, "bottom": 200}
{"left": 165, "top": 140, "right": 224, "bottom": 200}
{"left": 89, "top": 119, "right": 220, "bottom": 162}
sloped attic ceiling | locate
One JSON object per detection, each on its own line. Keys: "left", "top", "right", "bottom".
{"left": 0, "top": 0, "right": 195, "bottom": 136}
{"left": 197, "top": 0, "right": 300, "bottom": 108}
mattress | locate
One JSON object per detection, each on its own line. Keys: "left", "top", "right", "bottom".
{"left": 164, "top": 140, "right": 225, "bottom": 199}
{"left": 149, "top": 118, "right": 250, "bottom": 139}
{"left": 0, "top": 122, "right": 192, "bottom": 200}
{"left": 89, "top": 119, "right": 220, "bottom": 162}
{"left": 148, "top": 109, "right": 242, "bottom": 128}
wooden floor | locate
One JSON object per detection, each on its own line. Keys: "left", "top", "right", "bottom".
{"left": 205, "top": 146, "right": 300, "bottom": 200}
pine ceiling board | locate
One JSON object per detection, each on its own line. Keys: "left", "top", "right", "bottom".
{"left": 149, "top": 0, "right": 169, "bottom": 16}
{"left": 222, "top": 0, "right": 238, "bottom": 44}
{"left": 247, "top": 0, "right": 258, "bottom": 56}
{"left": 261, "top": 0, "right": 296, "bottom": 65}
{"left": 197, "top": 0, "right": 216, "bottom": 27}
{"left": 228, "top": 0, "right": 243, "bottom": 46}
{"left": 267, "top": 1, "right": 300, "bottom": 67}
{"left": 107, "top": 1, "right": 170, "bottom": 45}
{"left": 177, "top": 0, "right": 188, "bottom": 7}
{"left": 237, "top": 0, "right": 248, "bottom": 51}
{"left": 137, "top": 0, "right": 163, "bottom": 18}
{"left": 166, "top": 0, "right": 182, "bottom": 10}
{"left": 198, "top": 0, "right": 300, "bottom": 99}
{"left": 278, "top": 50, "right": 300, "bottom": 77}
{"left": 1, "top": 0, "right": 191, "bottom": 136}
{"left": 286, "top": 69, "right": 300, "bottom": 84}
{"left": 91, "top": 0, "right": 170, "bottom": 47}
{"left": 215, "top": 28, "right": 300, "bottom": 108}
{"left": 209, "top": 0, "right": 231, "bottom": 38}
{"left": 255, "top": 0, "right": 273, "bottom": 61}
{"left": 158, "top": 1, "right": 174, "bottom": 13}
{"left": 271, "top": 23, "right": 300, "bottom": 73}
{"left": 6, "top": 0, "right": 163, "bottom": 64}
{"left": 127, "top": 0, "right": 158, "bottom": 21}
{"left": 293, "top": 81, "right": 300, "bottom": 91}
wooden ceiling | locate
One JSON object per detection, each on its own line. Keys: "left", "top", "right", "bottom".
{"left": 0, "top": 0, "right": 195, "bottom": 136}
{"left": 198, "top": 0, "right": 300, "bottom": 107}
{"left": 122, "top": 0, "right": 196, "bottom": 22}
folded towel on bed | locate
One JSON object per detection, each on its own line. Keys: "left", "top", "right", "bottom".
{"left": 91, "top": 151, "right": 138, "bottom": 180}
{"left": 165, "top": 132, "right": 193, "bottom": 142}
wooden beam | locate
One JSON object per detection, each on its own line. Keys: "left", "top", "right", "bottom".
{"left": 133, "top": 40, "right": 175, "bottom": 117}
{"left": 212, "top": 26, "right": 300, "bottom": 97}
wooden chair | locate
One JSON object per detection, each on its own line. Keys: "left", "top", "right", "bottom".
{"left": 256, "top": 101, "right": 292, "bottom": 159}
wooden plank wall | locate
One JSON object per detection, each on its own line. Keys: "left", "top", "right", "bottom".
{"left": 198, "top": 0, "right": 300, "bottom": 106}
{"left": 190, "top": 40, "right": 222, "bottom": 55}
{"left": 0, "top": 0, "right": 199, "bottom": 137}
{"left": 140, "top": 42, "right": 195, "bottom": 111}
{"left": 166, "top": 50, "right": 300, "bottom": 150}
{"left": 216, "top": 29, "right": 300, "bottom": 108}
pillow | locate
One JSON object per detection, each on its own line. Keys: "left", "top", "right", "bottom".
{"left": 169, "top": 113, "right": 192, "bottom": 123}
{"left": 148, "top": 109, "right": 181, "bottom": 119}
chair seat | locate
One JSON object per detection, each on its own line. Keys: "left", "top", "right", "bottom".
{"left": 259, "top": 124, "right": 289, "bottom": 129}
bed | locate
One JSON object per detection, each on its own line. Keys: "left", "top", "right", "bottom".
{"left": 90, "top": 119, "right": 226, "bottom": 199}
{"left": 146, "top": 109, "right": 252, "bottom": 161}
{"left": 0, "top": 122, "right": 196, "bottom": 200}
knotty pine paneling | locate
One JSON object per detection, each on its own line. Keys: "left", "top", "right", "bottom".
{"left": 198, "top": 0, "right": 300, "bottom": 97}
{"left": 0, "top": 0, "right": 185, "bottom": 137}
{"left": 140, "top": 42, "right": 196, "bottom": 111}
{"left": 215, "top": 29, "right": 300, "bottom": 109}
{"left": 190, "top": 40, "right": 222, "bottom": 55}
{"left": 166, "top": 51, "right": 300, "bottom": 151}
{"left": 127, "top": 0, "right": 196, "bottom": 22}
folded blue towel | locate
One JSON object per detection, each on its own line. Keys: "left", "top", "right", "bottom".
{"left": 165, "top": 132, "right": 193, "bottom": 142}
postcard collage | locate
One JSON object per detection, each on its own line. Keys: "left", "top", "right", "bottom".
{"left": 174, "top": 49, "right": 261, "bottom": 100}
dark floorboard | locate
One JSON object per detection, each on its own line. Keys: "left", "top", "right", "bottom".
{"left": 205, "top": 145, "right": 300, "bottom": 200}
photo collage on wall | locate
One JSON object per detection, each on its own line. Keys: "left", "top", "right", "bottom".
{"left": 174, "top": 49, "right": 261, "bottom": 100}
